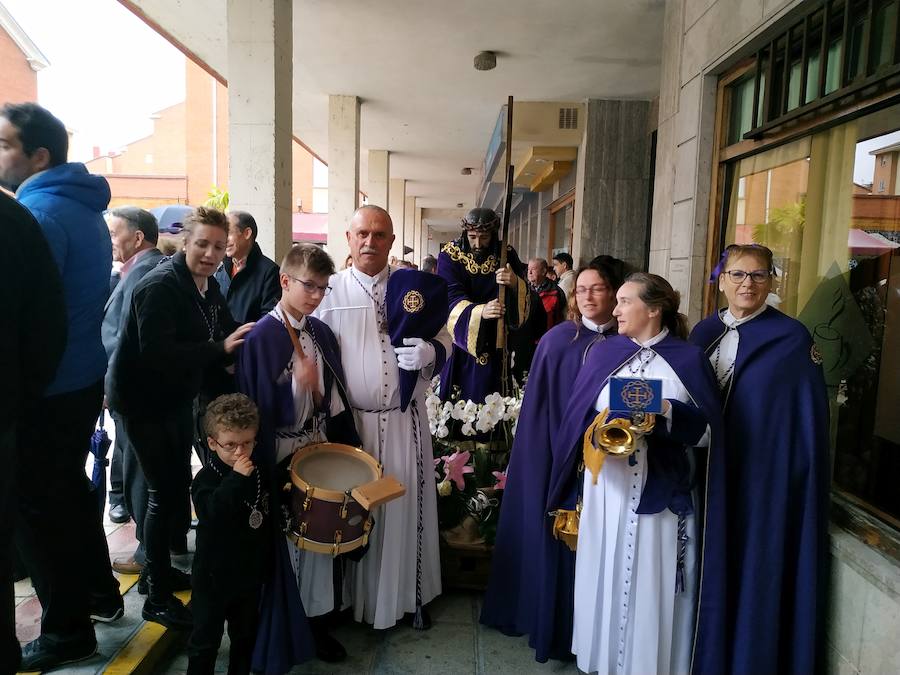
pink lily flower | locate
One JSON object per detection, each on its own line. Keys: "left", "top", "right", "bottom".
{"left": 492, "top": 470, "right": 507, "bottom": 490}
{"left": 442, "top": 450, "right": 474, "bottom": 491}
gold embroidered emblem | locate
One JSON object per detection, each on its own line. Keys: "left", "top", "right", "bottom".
{"left": 476, "top": 353, "right": 490, "bottom": 366}
{"left": 810, "top": 342, "right": 823, "bottom": 365}
{"left": 403, "top": 290, "right": 425, "bottom": 313}
{"left": 441, "top": 241, "right": 498, "bottom": 275}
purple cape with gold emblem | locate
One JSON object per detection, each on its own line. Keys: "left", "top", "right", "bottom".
{"left": 387, "top": 268, "right": 449, "bottom": 412}
{"left": 545, "top": 333, "right": 727, "bottom": 675}
{"left": 690, "top": 306, "right": 829, "bottom": 675}
{"left": 236, "top": 313, "right": 359, "bottom": 675}
{"left": 480, "top": 320, "right": 613, "bottom": 661}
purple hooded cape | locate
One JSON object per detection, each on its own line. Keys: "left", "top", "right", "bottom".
{"left": 236, "top": 313, "right": 360, "bottom": 675}
{"left": 480, "top": 320, "right": 612, "bottom": 661}
{"left": 690, "top": 307, "right": 829, "bottom": 675}
{"left": 545, "top": 333, "right": 727, "bottom": 675}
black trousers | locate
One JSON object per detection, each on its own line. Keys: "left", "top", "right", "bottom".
{"left": 112, "top": 412, "right": 148, "bottom": 563}
{"left": 0, "top": 425, "right": 20, "bottom": 673}
{"left": 187, "top": 584, "right": 258, "bottom": 675}
{"left": 15, "top": 380, "right": 120, "bottom": 645}
{"left": 122, "top": 406, "right": 193, "bottom": 600}
{"left": 108, "top": 425, "right": 125, "bottom": 508}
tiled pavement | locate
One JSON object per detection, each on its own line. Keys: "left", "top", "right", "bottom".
{"left": 160, "top": 591, "right": 580, "bottom": 675}
{"left": 14, "top": 437, "right": 580, "bottom": 674}
{"left": 17, "top": 518, "right": 579, "bottom": 675}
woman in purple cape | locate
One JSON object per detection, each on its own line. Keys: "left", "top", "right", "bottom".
{"left": 690, "top": 244, "right": 829, "bottom": 675}
{"left": 480, "top": 258, "right": 623, "bottom": 662}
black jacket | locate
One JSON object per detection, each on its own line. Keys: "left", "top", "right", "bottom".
{"left": 214, "top": 242, "right": 281, "bottom": 323}
{"left": 191, "top": 453, "right": 270, "bottom": 595}
{"left": 108, "top": 252, "right": 238, "bottom": 418}
{"left": 102, "top": 248, "right": 165, "bottom": 399}
{"left": 1, "top": 192, "right": 66, "bottom": 423}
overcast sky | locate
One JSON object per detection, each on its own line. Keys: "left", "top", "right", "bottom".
{"left": 4, "top": 0, "right": 185, "bottom": 161}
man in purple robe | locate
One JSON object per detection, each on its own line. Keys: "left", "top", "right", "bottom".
{"left": 481, "top": 258, "right": 623, "bottom": 662}
{"left": 437, "top": 208, "right": 542, "bottom": 403}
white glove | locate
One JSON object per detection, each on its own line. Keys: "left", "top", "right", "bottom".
{"left": 394, "top": 337, "right": 435, "bottom": 371}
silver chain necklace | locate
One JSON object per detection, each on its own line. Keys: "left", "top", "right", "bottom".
{"left": 627, "top": 348, "right": 656, "bottom": 379}
{"left": 351, "top": 268, "right": 391, "bottom": 333}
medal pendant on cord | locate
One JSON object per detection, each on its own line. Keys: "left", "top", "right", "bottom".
{"left": 248, "top": 508, "right": 263, "bottom": 529}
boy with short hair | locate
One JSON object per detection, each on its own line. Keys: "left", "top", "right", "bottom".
{"left": 188, "top": 393, "right": 267, "bottom": 675}
{"left": 236, "top": 244, "right": 359, "bottom": 671}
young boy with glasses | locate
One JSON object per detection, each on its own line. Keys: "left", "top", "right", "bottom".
{"left": 188, "top": 393, "right": 267, "bottom": 674}
{"left": 234, "top": 244, "right": 360, "bottom": 671}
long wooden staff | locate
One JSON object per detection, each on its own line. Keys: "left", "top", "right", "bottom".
{"left": 496, "top": 96, "right": 514, "bottom": 394}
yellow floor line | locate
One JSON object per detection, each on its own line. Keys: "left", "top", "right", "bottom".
{"left": 103, "top": 589, "right": 192, "bottom": 675}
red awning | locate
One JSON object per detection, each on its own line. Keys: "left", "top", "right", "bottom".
{"left": 292, "top": 212, "right": 327, "bottom": 244}
{"left": 848, "top": 228, "right": 900, "bottom": 256}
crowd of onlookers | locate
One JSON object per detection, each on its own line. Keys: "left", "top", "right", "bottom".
{"left": 1, "top": 102, "right": 292, "bottom": 672}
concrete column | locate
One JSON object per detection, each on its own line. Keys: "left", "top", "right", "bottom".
{"left": 388, "top": 178, "right": 405, "bottom": 259}
{"left": 572, "top": 99, "right": 652, "bottom": 271}
{"left": 367, "top": 150, "right": 390, "bottom": 209}
{"left": 414, "top": 206, "right": 423, "bottom": 265}
{"left": 404, "top": 195, "right": 416, "bottom": 259}
{"left": 226, "top": 0, "right": 292, "bottom": 262}
{"left": 328, "top": 95, "right": 360, "bottom": 268}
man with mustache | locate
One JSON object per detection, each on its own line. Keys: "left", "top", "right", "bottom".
{"left": 436, "top": 207, "right": 542, "bottom": 403}
{"left": 314, "top": 205, "right": 451, "bottom": 631}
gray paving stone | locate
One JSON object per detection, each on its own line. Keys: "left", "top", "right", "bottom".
{"left": 476, "top": 624, "right": 578, "bottom": 675}
{"left": 371, "top": 621, "right": 476, "bottom": 675}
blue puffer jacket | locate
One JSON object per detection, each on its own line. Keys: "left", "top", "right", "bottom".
{"left": 18, "top": 163, "right": 112, "bottom": 396}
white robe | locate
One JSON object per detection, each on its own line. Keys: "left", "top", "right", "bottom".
{"left": 314, "top": 265, "right": 451, "bottom": 629}
{"left": 573, "top": 329, "right": 705, "bottom": 675}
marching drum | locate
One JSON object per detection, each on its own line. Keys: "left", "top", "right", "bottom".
{"left": 286, "top": 442, "right": 405, "bottom": 556}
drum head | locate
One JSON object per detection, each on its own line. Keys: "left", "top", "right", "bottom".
{"left": 290, "top": 443, "right": 380, "bottom": 498}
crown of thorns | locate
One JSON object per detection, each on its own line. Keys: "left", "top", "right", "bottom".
{"left": 460, "top": 208, "right": 500, "bottom": 232}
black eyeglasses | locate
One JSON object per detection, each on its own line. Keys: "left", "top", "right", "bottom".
{"left": 211, "top": 438, "right": 257, "bottom": 453}
{"left": 288, "top": 276, "right": 332, "bottom": 296}
{"left": 724, "top": 269, "right": 772, "bottom": 284}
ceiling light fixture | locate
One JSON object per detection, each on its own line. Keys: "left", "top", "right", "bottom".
{"left": 474, "top": 51, "right": 497, "bottom": 71}
{"left": 456, "top": 203, "right": 464, "bottom": 208}
{"left": 461, "top": 167, "right": 472, "bottom": 175}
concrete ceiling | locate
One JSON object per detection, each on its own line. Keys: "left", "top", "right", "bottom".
{"left": 125, "top": 0, "right": 665, "bottom": 209}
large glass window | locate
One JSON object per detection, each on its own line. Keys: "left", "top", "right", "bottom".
{"left": 720, "top": 103, "right": 900, "bottom": 521}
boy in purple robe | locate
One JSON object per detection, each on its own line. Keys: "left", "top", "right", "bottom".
{"left": 437, "top": 208, "right": 544, "bottom": 403}
{"left": 690, "top": 244, "right": 829, "bottom": 675}
{"left": 481, "top": 258, "right": 624, "bottom": 662}
{"left": 236, "top": 245, "right": 360, "bottom": 673}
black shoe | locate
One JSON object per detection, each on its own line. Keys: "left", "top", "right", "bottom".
{"left": 137, "top": 567, "right": 192, "bottom": 595}
{"left": 20, "top": 635, "right": 98, "bottom": 672}
{"left": 141, "top": 596, "right": 193, "bottom": 630}
{"left": 89, "top": 595, "right": 124, "bottom": 623}
{"left": 108, "top": 503, "right": 131, "bottom": 524}
{"left": 313, "top": 629, "right": 346, "bottom": 663}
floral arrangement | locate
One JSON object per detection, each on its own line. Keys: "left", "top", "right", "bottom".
{"left": 426, "top": 377, "right": 524, "bottom": 546}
